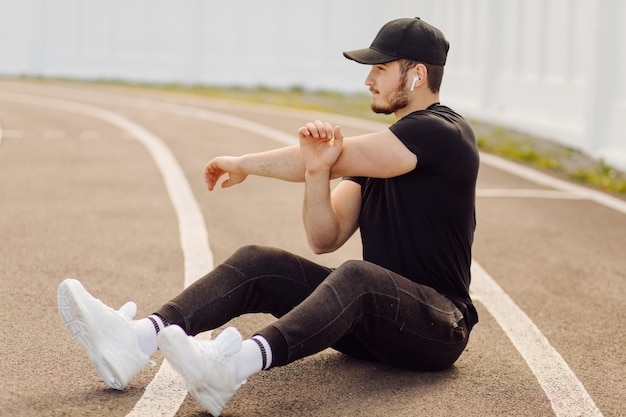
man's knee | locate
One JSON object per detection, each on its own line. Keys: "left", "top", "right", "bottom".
{"left": 228, "top": 245, "right": 286, "bottom": 268}
{"left": 325, "top": 260, "right": 396, "bottom": 301}
{"left": 326, "top": 260, "right": 375, "bottom": 293}
{"left": 335, "top": 259, "right": 370, "bottom": 276}
{"left": 232, "top": 244, "right": 268, "bottom": 259}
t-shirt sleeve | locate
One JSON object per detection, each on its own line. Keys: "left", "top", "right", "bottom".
{"left": 389, "top": 114, "right": 460, "bottom": 173}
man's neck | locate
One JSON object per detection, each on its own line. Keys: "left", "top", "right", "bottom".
{"left": 394, "top": 93, "right": 440, "bottom": 120}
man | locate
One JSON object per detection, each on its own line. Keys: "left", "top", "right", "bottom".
{"left": 58, "top": 17, "right": 479, "bottom": 416}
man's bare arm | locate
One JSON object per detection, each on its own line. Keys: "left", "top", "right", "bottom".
{"left": 299, "top": 122, "right": 362, "bottom": 253}
{"left": 205, "top": 145, "right": 305, "bottom": 190}
{"left": 205, "top": 121, "right": 417, "bottom": 191}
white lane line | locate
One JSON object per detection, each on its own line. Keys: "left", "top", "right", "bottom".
{"left": 471, "top": 261, "right": 602, "bottom": 416}
{"left": 0, "top": 91, "right": 213, "bottom": 417}
{"left": 476, "top": 189, "right": 587, "bottom": 199}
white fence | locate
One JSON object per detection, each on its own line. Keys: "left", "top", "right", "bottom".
{"left": 1, "top": 0, "right": 624, "bottom": 169}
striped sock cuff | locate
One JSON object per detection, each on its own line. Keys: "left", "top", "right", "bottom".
{"left": 148, "top": 314, "right": 168, "bottom": 334}
{"left": 251, "top": 335, "right": 273, "bottom": 370}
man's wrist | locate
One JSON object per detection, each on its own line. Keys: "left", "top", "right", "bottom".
{"left": 304, "top": 168, "right": 331, "bottom": 181}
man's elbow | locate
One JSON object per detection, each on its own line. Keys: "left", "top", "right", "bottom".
{"left": 307, "top": 238, "right": 338, "bottom": 255}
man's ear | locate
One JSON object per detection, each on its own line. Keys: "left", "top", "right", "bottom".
{"left": 415, "top": 64, "right": 427, "bottom": 85}
{"left": 410, "top": 64, "right": 427, "bottom": 91}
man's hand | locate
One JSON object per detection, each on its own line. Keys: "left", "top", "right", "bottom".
{"left": 298, "top": 120, "right": 343, "bottom": 175}
{"left": 204, "top": 156, "right": 248, "bottom": 191}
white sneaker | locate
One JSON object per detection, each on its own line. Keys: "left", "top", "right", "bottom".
{"left": 158, "top": 325, "right": 243, "bottom": 416}
{"left": 57, "top": 278, "right": 149, "bottom": 390}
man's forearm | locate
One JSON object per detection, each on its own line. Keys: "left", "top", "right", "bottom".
{"left": 241, "top": 145, "right": 306, "bottom": 182}
{"left": 302, "top": 170, "right": 341, "bottom": 254}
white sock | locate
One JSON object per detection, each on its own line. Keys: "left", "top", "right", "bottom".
{"left": 133, "top": 315, "right": 165, "bottom": 357}
{"left": 231, "top": 335, "right": 273, "bottom": 384}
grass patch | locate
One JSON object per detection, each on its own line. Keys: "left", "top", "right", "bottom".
{"left": 570, "top": 160, "right": 626, "bottom": 194}
{"left": 476, "top": 127, "right": 561, "bottom": 170}
{"left": 473, "top": 121, "right": 626, "bottom": 195}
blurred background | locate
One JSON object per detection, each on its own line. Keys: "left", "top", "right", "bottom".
{"left": 0, "top": 0, "right": 624, "bottom": 170}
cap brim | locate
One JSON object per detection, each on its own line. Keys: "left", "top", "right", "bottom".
{"left": 343, "top": 48, "right": 397, "bottom": 65}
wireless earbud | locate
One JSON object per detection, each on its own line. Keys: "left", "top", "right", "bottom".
{"left": 410, "top": 75, "right": 420, "bottom": 92}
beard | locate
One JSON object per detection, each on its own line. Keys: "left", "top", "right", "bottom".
{"left": 370, "top": 74, "right": 409, "bottom": 115}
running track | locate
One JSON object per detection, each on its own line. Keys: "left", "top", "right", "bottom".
{"left": 0, "top": 81, "right": 623, "bottom": 417}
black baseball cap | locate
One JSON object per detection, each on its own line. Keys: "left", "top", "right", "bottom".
{"left": 343, "top": 17, "right": 449, "bottom": 66}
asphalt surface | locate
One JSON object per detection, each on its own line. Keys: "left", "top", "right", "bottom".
{"left": 0, "top": 80, "right": 624, "bottom": 417}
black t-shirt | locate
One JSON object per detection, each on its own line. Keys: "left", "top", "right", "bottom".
{"left": 345, "top": 103, "right": 479, "bottom": 329}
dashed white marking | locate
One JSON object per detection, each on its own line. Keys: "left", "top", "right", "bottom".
{"left": 1, "top": 129, "right": 24, "bottom": 139}
{"left": 0, "top": 91, "right": 213, "bottom": 417}
{"left": 0, "top": 129, "right": 102, "bottom": 140}
{"left": 471, "top": 261, "right": 603, "bottom": 416}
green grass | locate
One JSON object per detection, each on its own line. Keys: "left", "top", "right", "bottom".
{"left": 475, "top": 126, "right": 563, "bottom": 170}
{"left": 473, "top": 122, "right": 626, "bottom": 195}
{"left": 570, "top": 160, "right": 626, "bottom": 194}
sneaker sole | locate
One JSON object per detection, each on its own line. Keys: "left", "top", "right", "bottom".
{"left": 57, "top": 279, "right": 125, "bottom": 390}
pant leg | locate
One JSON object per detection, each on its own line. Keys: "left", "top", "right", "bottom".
{"left": 154, "top": 245, "right": 332, "bottom": 336}
{"left": 258, "top": 259, "right": 469, "bottom": 371}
